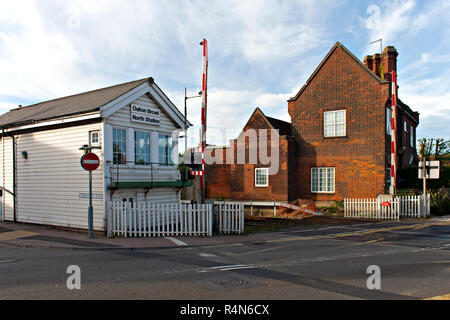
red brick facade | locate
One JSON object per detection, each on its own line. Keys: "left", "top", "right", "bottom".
{"left": 205, "top": 108, "right": 296, "bottom": 201}
{"left": 205, "top": 42, "right": 419, "bottom": 202}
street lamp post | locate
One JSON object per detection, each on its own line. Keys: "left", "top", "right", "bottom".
{"left": 183, "top": 88, "right": 202, "bottom": 191}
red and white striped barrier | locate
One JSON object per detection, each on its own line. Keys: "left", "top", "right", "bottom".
{"left": 390, "top": 70, "right": 397, "bottom": 194}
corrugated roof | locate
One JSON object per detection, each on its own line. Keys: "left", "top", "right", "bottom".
{"left": 0, "top": 77, "right": 150, "bottom": 127}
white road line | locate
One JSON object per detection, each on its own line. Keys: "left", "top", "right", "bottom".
{"left": 218, "top": 266, "right": 258, "bottom": 271}
{"left": 209, "top": 264, "right": 248, "bottom": 269}
{"left": 165, "top": 237, "right": 187, "bottom": 246}
{"left": 198, "top": 253, "right": 217, "bottom": 258}
{"left": 198, "top": 264, "right": 260, "bottom": 273}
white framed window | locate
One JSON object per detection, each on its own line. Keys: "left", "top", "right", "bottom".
{"left": 255, "top": 168, "right": 269, "bottom": 187}
{"left": 404, "top": 120, "right": 407, "bottom": 132}
{"left": 158, "top": 134, "right": 173, "bottom": 166}
{"left": 324, "top": 110, "right": 346, "bottom": 137}
{"left": 410, "top": 125, "right": 414, "bottom": 147}
{"left": 113, "top": 128, "right": 127, "bottom": 165}
{"left": 90, "top": 131, "right": 100, "bottom": 146}
{"left": 386, "top": 108, "right": 392, "bottom": 135}
{"left": 135, "top": 131, "right": 150, "bottom": 165}
{"left": 311, "top": 167, "right": 335, "bottom": 193}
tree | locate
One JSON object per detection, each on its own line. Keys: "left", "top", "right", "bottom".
{"left": 418, "top": 138, "right": 449, "bottom": 160}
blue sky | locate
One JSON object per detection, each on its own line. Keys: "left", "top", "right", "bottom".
{"left": 1, "top": 0, "right": 449, "bottom": 147}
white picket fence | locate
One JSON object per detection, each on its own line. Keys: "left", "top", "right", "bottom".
{"left": 344, "top": 197, "right": 400, "bottom": 220}
{"left": 215, "top": 202, "right": 245, "bottom": 234}
{"left": 344, "top": 195, "right": 431, "bottom": 220}
{"left": 107, "top": 201, "right": 245, "bottom": 238}
{"left": 107, "top": 202, "right": 213, "bottom": 238}
{"left": 399, "top": 194, "right": 430, "bottom": 218}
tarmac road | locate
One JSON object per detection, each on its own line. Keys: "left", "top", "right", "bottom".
{"left": 0, "top": 218, "right": 449, "bottom": 300}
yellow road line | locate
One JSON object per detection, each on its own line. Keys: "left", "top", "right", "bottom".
{"left": 365, "top": 238, "right": 384, "bottom": 244}
{"left": 424, "top": 293, "right": 450, "bottom": 300}
{"left": 0, "top": 230, "right": 38, "bottom": 241}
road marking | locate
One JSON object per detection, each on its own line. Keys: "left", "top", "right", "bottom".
{"left": 425, "top": 293, "right": 450, "bottom": 300}
{"left": 198, "top": 253, "right": 217, "bottom": 258}
{"left": 365, "top": 238, "right": 384, "bottom": 244}
{"left": 0, "top": 259, "right": 17, "bottom": 264}
{"left": 0, "top": 230, "right": 38, "bottom": 241}
{"left": 198, "top": 264, "right": 260, "bottom": 273}
{"left": 165, "top": 237, "right": 187, "bottom": 246}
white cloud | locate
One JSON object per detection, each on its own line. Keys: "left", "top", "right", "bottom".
{"left": 361, "top": 0, "right": 416, "bottom": 53}
{"left": 0, "top": 0, "right": 447, "bottom": 143}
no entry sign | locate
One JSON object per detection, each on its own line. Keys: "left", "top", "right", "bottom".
{"left": 81, "top": 152, "right": 100, "bottom": 171}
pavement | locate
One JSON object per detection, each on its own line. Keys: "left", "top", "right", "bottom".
{"left": 0, "top": 220, "right": 264, "bottom": 250}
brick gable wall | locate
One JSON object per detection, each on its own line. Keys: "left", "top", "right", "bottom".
{"left": 205, "top": 109, "right": 295, "bottom": 201}
{"left": 288, "top": 45, "right": 391, "bottom": 200}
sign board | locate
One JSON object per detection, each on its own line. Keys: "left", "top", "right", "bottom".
{"left": 79, "top": 193, "right": 103, "bottom": 199}
{"left": 81, "top": 152, "right": 100, "bottom": 171}
{"left": 382, "top": 201, "right": 391, "bottom": 207}
{"left": 130, "top": 104, "right": 160, "bottom": 125}
{"left": 418, "top": 161, "right": 440, "bottom": 179}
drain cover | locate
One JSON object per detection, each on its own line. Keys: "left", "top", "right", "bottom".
{"left": 213, "top": 279, "right": 250, "bottom": 287}
{"left": 195, "top": 275, "right": 263, "bottom": 291}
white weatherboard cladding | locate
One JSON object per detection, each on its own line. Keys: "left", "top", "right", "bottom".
{"left": 111, "top": 187, "right": 179, "bottom": 203}
{"left": 0, "top": 137, "right": 14, "bottom": 221}
{"left": 105, "top": 93, "right": 180, "bottom": 184}
{"left": 106, "top": 94, "right": 177, "bottom": 132}
{"left": 12, "top": 123, "right": 105, "bottom": 230}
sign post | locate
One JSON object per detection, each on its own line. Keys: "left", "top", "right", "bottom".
{"left": 80, "top": 147, "right": 100, "bottom": 238}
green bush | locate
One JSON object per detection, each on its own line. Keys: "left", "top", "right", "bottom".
{"left": 429, "top": 187, "right": 450, "bottom": 216}
{"left": 327, "top": 200, "right": 344, "bottom": 215}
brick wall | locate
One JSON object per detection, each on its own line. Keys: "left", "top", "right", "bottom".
{"left": 288, "top": 45, "right": 391, "bottom": 200}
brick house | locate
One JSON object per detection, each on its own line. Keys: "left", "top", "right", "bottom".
{"left": 205, "top": 42, "right": 419, "bottom": 203}
{"left": 205, "top": 108, "right": 296, "bottom": 202}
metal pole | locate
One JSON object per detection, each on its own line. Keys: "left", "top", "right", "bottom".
{"left": 88, "top": 170, "right": 93, "bottom": 238}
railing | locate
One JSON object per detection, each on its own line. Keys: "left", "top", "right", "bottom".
{"left": 108, "top": 201, "right": 213, "bottom": 237}
{"left": 214, "top": 202, "right": 245, "bottom": 234}
{"left": 344, "top": 195, "right": 431, "bottom": 220}
{"left": 108, "top": 161, "right": 156, "bottom": 188}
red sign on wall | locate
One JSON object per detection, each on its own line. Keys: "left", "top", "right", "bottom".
{"left": 81, "top": 153, "right": 100, "bottom": 171}
{"left": 382, "top": 201, "right": 391, "bottom": 207}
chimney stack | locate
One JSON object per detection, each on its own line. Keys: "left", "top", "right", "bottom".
{"left": 382, "top": 46, "right": 398, "bottom": 80}
{"left": 372, "top": 54, "right": 382, "bottom": 77}
{"left": 364, "top": 55, "right": 373, "bottom": 71}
